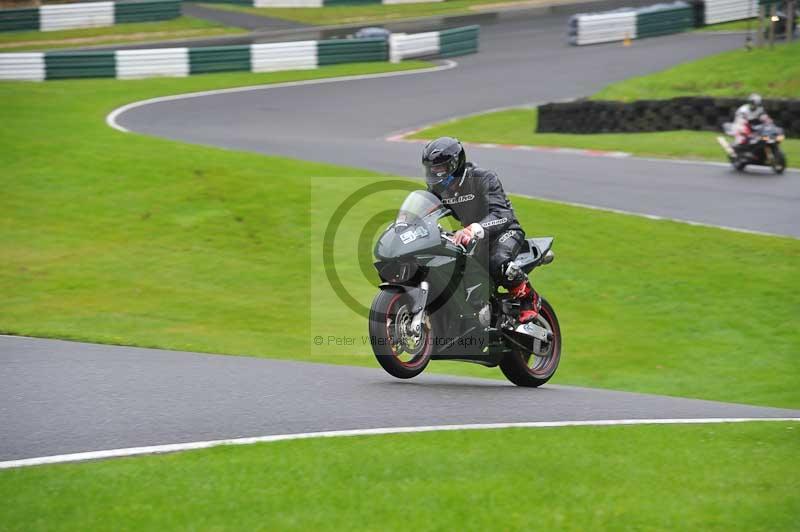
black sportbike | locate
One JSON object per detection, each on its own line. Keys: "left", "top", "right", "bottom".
{"left": 368, "top": 190, "right": 561, "bottom": 387}
{"left": 719, "top": 121, "right": 787, "bottom": 174}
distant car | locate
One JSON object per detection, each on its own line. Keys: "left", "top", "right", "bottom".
{"left": 352, "top": 27, "right": 391, "bottom": 41}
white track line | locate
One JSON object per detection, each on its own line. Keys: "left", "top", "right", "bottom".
{"left": 2, "top": 418, "right": 798, "bottom": 470}
{"left": 106, "top": 60, "right": 458, "bottom": 133}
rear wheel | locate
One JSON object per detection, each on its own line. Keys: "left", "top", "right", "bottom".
{"left": 499, "top": 298, "right": 561, "bottom": 387}
{"left": 733, "top": 159, "right": 747, "bottom": 171}
{"left": 368, "top": 288, "right": 432, "bottom": 379}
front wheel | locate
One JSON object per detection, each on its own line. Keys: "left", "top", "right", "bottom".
{"left": 499, "top": 298, "right": 561, "bottom": 387}
{"left": 772, "top": 148, "right": 786, "bottom": 175}
{"left": 368, "top": 288, "right": 432, "bottom": 379}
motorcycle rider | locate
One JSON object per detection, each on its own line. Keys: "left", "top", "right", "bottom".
{"left": 422, "top": 136, "right": 540, "bottom": 324}
{"left": 733, "top": 93, "right": 771, "bottom": 150}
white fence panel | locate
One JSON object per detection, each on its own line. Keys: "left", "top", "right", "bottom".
{"left": 251, "top": 41, "right": 317, "bottom": 72}
{"left": 116, "top": 48, "right": 189, "bottom": 79}
{"left": 574, "top": 11, "right": 636, "bottom": 44}
{"left": 40, "top": 2, "right": 114, "bottom": 32}
{"left": 0, "top": 53, "right": 45, "bottom": 81}
{"left": 389, "top": 32, "right": 439, "bottom": 62}
{"left": 704, "top": 0, "right": 758, "bottom": 24}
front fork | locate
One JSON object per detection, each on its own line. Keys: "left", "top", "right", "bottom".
{"left": 409, "top": 282, "right": 429, "bottom": 335}
{"left": 765, "top": 143, "right": 776, "bottom": 164}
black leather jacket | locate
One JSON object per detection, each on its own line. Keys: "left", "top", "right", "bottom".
{"left": 430, "top": 163, "right": 523, "bottom": 238}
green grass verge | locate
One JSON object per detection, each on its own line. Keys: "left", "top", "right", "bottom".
{"left": 0, "top": 16, "right": 245, "bottom": 52}
{"left": 0, "top": 60, "right": 429, "bottom": 356}
{"left": 1, "top": 62, "right": 798, "bottom": 408}
{"left": 409, "top": 107, "right": 800, "bottom": 165}
{"left": 200, "top": 0, "right": 571, "bottom": 26}
{"left": 1, "top": 422, "right": 798, "bottom": 530}
{"left": 697, "top": 19, "right": 759, "bottom": 32}
{"left": 592, "top": 40, "right": 800, "bottom": 100}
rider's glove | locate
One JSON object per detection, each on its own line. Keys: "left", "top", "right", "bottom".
{"left": 454, "top": 223, "right": 484, "bottom": 246}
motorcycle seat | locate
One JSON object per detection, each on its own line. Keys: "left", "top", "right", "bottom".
{"left": 515, "top": 237, "right": 554, "bottom": 271}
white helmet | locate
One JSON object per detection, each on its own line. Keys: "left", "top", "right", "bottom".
{"left": 748, "top": 93, "right": 762, "bottom": 109}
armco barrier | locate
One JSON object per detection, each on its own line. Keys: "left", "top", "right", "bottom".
{"left": 537, "top": 98, "right": 800, "bottom": 137}
{"left": 635, "top": 3, "right": 694, "bottom": 37}
{"left": 250, "top": 41, "right": 316, "bottom": 72}
{"left": 0, "top": 0, "right": 180, "bottom": 33}
{"left": 40, "top": 2, "right": 114, "bottom": 32}
{"left": 389, "top": 24, "right": 478, "bottom": 62}
{"left": 114, "top": 0, "right": 182, "bottom": 24}
{"left": 317, "top": 38, "right": 387, "bottom": 65}
{"left": 0, "top": 26, "right": 479, "bottom": 81}
{"left": 568, "top": 2, "right": 694, "bottom": 45}
{"left": 439, "top": 25, "right": 479, "bottom": 57}
{"left": 116, "top": 47, "right": 188, "bottom": 79}
{"left": 567, "top": 10, "right": 636, "bottom": 45}
{"left": 189, "top": 45, "right": 251, "bottom": 74}
{"left": 45, "top": 50, "right": 115, "bottom": 79}
{"left": 568, "top": 0, "right": 782, "bottom": 44}
{"left": 702, "top": 0, "right": 758, "bottom": 24}
{"left": 0, "top": 7, "right": 39, "bottom": 32}
{"left": 0, "top": 52, "right": 43, "bottom": 80}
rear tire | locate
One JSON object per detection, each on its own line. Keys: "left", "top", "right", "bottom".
{"left": 733, "top": 159, "right": 747, "bottom": 172}
{"left": 500, "top": 298, "right": 562, "bottom": 387}
{"left": 369, "top": 288, "right": 432, "bottom": 379}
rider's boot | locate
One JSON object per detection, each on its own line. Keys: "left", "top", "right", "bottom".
{"left": 510, "top": 281, "right": 540, "bottom": 324}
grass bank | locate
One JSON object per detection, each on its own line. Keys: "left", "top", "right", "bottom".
{"left": 2, "top": 63, "right": 799, "bottom": 407}
{"left": 410, "top": 40, "right": 800, "bottom": 165}
{"left": 592, "top": 39, "right": 800, "bottom": 100}
{"left": 0, "top": 16, "right": 244, "bottom": 51}
{"left": 697, "top": 19, "right": 758, "bottom": 32}
{"left": 200, "top": 0, "right": 575, "bottom": 26}
{"left": 1, "top": 422, "right": 798, "bottom": 530}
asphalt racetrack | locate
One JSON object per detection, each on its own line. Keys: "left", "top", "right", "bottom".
{"left": 4, "top": 14, "right": 800, "bottom": 465}
{"left": 2, "top": 336, "right": 798, "bottom": 462}
{"left": 114, "top": 16, "right": 800, "bottom": 237}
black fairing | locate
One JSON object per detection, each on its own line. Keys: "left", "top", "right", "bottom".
{"left": 372, "top": 190, "right": 555, "bottom": 364}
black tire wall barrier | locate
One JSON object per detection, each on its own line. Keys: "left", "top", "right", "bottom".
{"left": 537, "top": 97, "right": 800, "bottom": 137}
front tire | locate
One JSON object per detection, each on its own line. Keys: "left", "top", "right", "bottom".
{"left": 500, "top": 298, "right": 562, "bottom": 387}
{"left": 772, "top": 148, "right": 786, "bottom": 175}
{"left": 369, "top": 288, "right": 432, "bottom": 379}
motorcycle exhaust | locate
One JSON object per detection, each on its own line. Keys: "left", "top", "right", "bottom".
{"left": 541, "top": 250, "right": 555, "bottom": 265}
{"left": 717, "top": 136, "right": 736, "bottom": 158}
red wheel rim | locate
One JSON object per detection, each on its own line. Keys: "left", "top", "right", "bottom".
{"left": 523, "top": 304, "right": 560, "bottom": 377}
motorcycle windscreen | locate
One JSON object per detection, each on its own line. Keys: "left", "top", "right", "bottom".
{"left": 375, "top": 191, "right": 443, "bottom": 260}
{"left": 396, "top": 190, "right": 442, "bottom": 224}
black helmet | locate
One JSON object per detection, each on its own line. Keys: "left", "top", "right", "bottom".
{"left": 422, "top": 137, "right": 466, "bottom": 190}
